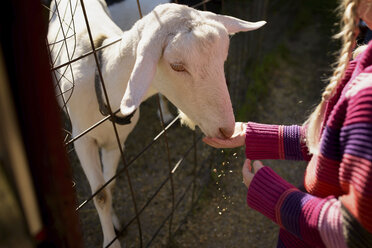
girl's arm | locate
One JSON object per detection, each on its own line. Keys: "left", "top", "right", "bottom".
{"left": 203, "top": 122, "right": 312, "bottom": 161}
{"left": 246, "top": 85, "right": 372, "bottom": 247}
{"left": 245, "top": 122, "right": 311, "bottom": 161}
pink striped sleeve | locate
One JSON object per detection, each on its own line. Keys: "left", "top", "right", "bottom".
{"left": 245, "top": 122, "right": 310, "bottom": 161}
{"left": 245, "top": 122, "right": 281, "bottom": 160}
{"left": 318, "top": 199, "right": 347, "bottom": 248}
{"left": 246, "top": 166, "right": 345, "bottom": 247}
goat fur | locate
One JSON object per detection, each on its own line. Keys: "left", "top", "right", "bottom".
{"left": 107, "top": 0, "right": 175, "bottom": 123}
{"left": 48, "top": 0, "right": 265, "bottom": 247}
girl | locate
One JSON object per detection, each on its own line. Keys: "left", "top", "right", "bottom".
{"left": 204, "top": 0, "right": 372, "bottom": 247}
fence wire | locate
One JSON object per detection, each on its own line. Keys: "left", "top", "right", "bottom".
{"left": 45, "top": 0, "right": 223, "bottom": 247}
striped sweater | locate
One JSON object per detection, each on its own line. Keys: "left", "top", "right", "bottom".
{"left": 245, "top": 41, "right": 372, "bottom": 247}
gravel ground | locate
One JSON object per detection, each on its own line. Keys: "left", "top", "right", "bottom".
{"left": 68, "top": 1, "right": 337, "bottom": 247}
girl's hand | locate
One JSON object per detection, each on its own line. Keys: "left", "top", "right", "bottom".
{"left": 242, "top": 159, "right": 264, "bottom": 188}
{"left": 202, "top": 122, "right": 246, "bottom": 148}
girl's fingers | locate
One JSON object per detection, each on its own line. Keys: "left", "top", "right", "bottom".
{"left": 202, "top": 137, "right": 218, "bottom": 147}
{"left": 252, "top": 160, "right": 264, "bottom": 173}
{"left": 202, "top": 137, "right": 224, "bottom": 147}
{"left": 202, "top": 122, "right": 247, "bottom": 148}
{"left": 244, "top": 159, "right": 252, "bottom": 172}
{"left": 242, "top": 160, "right": 264, "bottom": 188}
{"left": 242, "top": 159, "right": 253, "bottom": 188}
{"left": 202, "top": 137, "right": 235, "bottom": 148}
{"left": 202, "top": 138, "right": 222, "bottom": 148}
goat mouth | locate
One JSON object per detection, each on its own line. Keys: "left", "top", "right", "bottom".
{"left": 199, "top": 126, "right": 224, "bottom": 139}
{"left": 219, "top": 128, "right": 230, "bottom": 139}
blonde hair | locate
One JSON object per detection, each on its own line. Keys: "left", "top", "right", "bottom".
{"left": 305, "top": 0, "right": 361, "bottom": 154}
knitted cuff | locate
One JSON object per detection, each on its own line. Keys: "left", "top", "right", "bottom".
{"left": 247, "top": 166, "right": 296, "bottom": 222}
{"left": 245, "top": 122, "right": 281, "bottom": 160}
{"left": 283, "top": 125, "right": 304, "bottom": 160}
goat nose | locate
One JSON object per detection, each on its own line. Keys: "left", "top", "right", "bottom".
{"left": 219, "top": 127, "right": 234, "bottom": 139}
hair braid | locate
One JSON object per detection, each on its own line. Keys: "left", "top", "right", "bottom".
{"left": 305, "top": 0, "right": 360, "bottom": 154}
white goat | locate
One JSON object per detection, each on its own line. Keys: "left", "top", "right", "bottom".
{"left": 48, "top": 0, "right": 265, "bottom": 247}
{"left": 107, "top": 0, "right": 174, "bottom": 123}
{"left": 107, "top": 0, "right": 170, "bottom": 30}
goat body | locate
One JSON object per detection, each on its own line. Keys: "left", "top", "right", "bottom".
{"left": 48, "top": 0, "right": 265, "bottom": 247}
{"left": 107, "top": 0, "right": 170, "bottom": 30}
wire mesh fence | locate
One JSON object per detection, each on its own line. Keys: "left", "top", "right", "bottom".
{"left": 44, "top": 0, "right": 225, "bottom": 247}
{"left": 5, "top": 0, "right": 336, "bottom": 246}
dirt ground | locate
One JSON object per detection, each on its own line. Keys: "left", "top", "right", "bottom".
{"left": 69, "top": 1, "right": 338, "bottom": 248}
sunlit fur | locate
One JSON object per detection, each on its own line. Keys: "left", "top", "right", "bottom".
{"left": 107, "top": 0, "right": 175, "bottom": 123}
{"left": 179, "top": 110, "right": 196, "bottom": 130}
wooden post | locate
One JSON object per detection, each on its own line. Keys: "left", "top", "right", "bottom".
{"left": 0, "top": 0, "right": 83, "bottom": 247}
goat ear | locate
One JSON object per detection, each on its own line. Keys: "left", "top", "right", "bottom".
{"left": 120, "top": 30, "right": 163, "bottom": 116}
{"left": 202, "top": 12, "right": 266, "bottom": 34}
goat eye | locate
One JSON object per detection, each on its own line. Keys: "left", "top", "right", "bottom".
{"left": 170, "top": 63, "right": 185, "bottom": 72}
